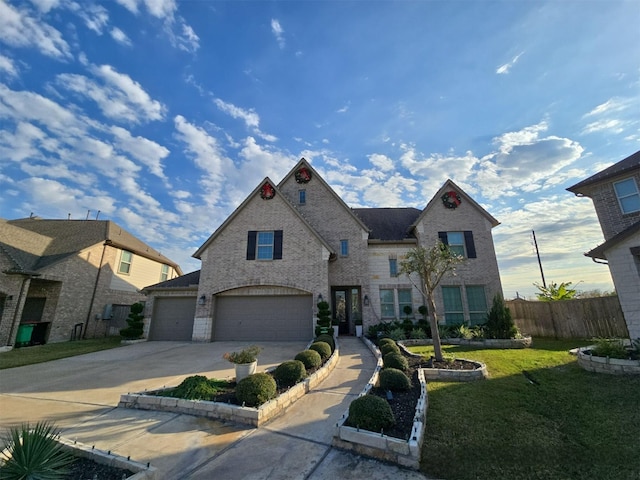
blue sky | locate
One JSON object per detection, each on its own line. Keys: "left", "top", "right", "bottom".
{"left": 1, "top": 0, "right": 638, "bottom": 298}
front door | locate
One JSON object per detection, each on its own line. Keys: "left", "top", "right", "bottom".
{"left": 332, "top": 287, "right": 361, "bottom": 335}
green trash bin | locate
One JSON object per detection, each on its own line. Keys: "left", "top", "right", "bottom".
{"left": 16, "top": 324, "right": 35, "bottom": 347}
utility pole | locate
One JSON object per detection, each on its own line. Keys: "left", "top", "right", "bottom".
{"left": 532, "top": 230, "right": 546, "bottom": 289}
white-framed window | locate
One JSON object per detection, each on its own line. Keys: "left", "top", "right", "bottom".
{"left": 246, "top": 230, "right": 283, "bottom": 260}
{"left": 442, "top": 286, "right": 464, "bottom": 324}
{"left": 466, "top": 285, "right": 488, "bottom": 325}
{"left": 340, "top": 239, "right": 349, "bottom": 256}
{"left": 389, "top": 258, "right": 398, "bottom": 277}
{"left": 379, "top": 287, "right": 413, "bottom": 319}
{"left": 614, "top": 178, "right": 640, "bottom": 214}
{"left": 299, "top": 189, "right": 306, "bottom": 205}
{"left": 438, "top": 231, "right": 477, "bottom": 258}
{"left": 445, "top": 232, "right": 465, "bottom": 257}
{"left": 160, "top": 264, "right": 169, "bottom": 282}
{"left": 398, "top": 288, "right": 412, "bottom": 316}
{"left": 118, "top": 250, "right": 132, "bottom": 275}
{"left": 257, "top": 231, "right": 275, "bottom": 260}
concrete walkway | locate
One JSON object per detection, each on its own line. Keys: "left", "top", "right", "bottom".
{"left": 0, "top": 337, "right": 430, "bottom": 479}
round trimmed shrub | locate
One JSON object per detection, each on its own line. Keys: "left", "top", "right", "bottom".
{"left": 235, "top": 373, "right": 277, "bottom": 407}
{"left": 295, "top": 349, "right": 322, "bottom": 370}
{"left": 309, "top": 341, "right": 332, "bottom": 361}
{"left": 379, "top": 368, "right": 411, "bottom": 391}
{"left": 380, "top": 342, "right": 400, "bottom": 356}
{"left": 383, "top": 352, "right": 408, "bottom": 371}
{"left": 273, "top": 360, "right": 307, "bottom": 387}
{"left": 378, "top": 338, "right": 396, "bottom": 348}
{"left": 316, "top": 334, "right": 335, "bottom": 352}
{"left": 348, "top": 395, "right": 395, "bottom": 433}
{"left": 169, "top": 375, "right": 217, "bottom": 400}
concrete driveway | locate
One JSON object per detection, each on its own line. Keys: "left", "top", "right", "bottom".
{"left": 0, "top": 339, "right": 430, "bottom": 480}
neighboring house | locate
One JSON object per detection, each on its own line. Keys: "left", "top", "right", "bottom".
{"left": 0, "top": 217, "right": 182, "bottom": 348}
{"left": 143, "top": 159, "right": 503, "bottom": 342}
{"left": 567, "top": 150, "right": 640, "bottom": 340}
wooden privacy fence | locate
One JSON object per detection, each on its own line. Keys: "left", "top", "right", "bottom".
{"left": 505, "top": 296, "right": 629, "bottom": 339}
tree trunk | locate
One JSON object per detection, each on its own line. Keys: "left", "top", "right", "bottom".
{"left": 427, "top": 292, "right": 444, "bottom": 361}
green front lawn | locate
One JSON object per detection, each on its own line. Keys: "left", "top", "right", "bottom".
{"left": 0, "top": 337, "right": 123, "bottom": 370}
{"left": 409, "top": 339, "right": 640, "bottom": 480}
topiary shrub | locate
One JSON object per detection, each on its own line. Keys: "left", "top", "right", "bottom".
{"left": 380, "top": 342, "right": 400, "bottom": 356}
{"left": 315, "top": 300, "right": 332, "bottom": 336}
{"left": 295, "top": 349, "right": 322, "bottom": 370}
{"left": 379, "top": 367, "right": 412, "bottom": 391}
{"left": 383, "top": 352, "right": 408, "bottom": 371}
{"left": 273, "top": 360, "right": 307, "bottom": 388}
{"left": 485, "top": 293, "right": 518, "bottom": 339}
{"left": 347, "top": 395, "right": 395, "bottom": 433}
{"left": 309, "top": 341, "right": 332, "bottom": 361}
{"left": 119, "top": 302, "right": 144, "bottom": 339}
{"left": 315, "top": 334, "right": 335, "bottom": 352}
{"left": 378, "top": 338, "right": 396, "bottom": 348}
{"left": 235, "top": 373, "right": 277, "bottom": 407}
{"left": 167, "top": 375, "right": 231, "bottom": 400}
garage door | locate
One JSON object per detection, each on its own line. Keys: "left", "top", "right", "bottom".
{"left": 149, "top": 297, "right": 196, "bottom": 341}
{"left": 214, "top": 295, "right": 313, "bottom": 341}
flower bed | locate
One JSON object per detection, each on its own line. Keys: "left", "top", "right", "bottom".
{"left": 576, "top": 346, "right": 640, "bottom": 375}
{"left": 398, "top": 341, "right": 489, "bottom": 381}
{"left": 118, "top": 342, "right": 340, "bottom": 427}
{"left": 401, "top": 336, "right": 532, "bottom": 349}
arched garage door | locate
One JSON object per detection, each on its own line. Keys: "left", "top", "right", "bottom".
{"left": 149, "top": 297, "right": 196, "bottom": 341}
{"left": 214, "top": 294, "right": 313, "bottom": 341}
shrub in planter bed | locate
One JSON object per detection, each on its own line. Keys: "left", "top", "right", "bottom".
{"left": 380, "top": 342, "right": 400, "bottom": 356}
{"left": 167, "top": 375, "right": 230, "bottom": 401}
{"left": 235, "top": 373, "right": 277, "bottom": 407}
{"left": 379, "top": 367, "right": 411, "bottom": 391}
{"left": 309, "top": 341, "right": 332, "bottom": 361}
{"left": 383, "top": 352, "right": 408, "bottom": 372}
{"left": 315, "top": 334, "right": 335, "bottom": 352}
{"left": 274, "top": 360, "right": 307, "bottom": 388}
{"left": 378, "top": 337, "right": 396, "bottom": 348}
{"left": 295, "top": 349, "right": 322, "bottom": 370}
{"left": 348, "top": 395, "right": 395, "bottom": 433}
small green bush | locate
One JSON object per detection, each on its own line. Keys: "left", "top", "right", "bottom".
{"left": 409, "top": 328, "right": 427, "bottom": 339}
{"left": 591, "top": 338, "right": 629, "bottom": 360}
{"left": 383, "top": 352, "right": 408, "bottom": 371}
{"left": 235, "top": 373, "right": 277, "bottom": 407}
{"left": 309, "top": 341, "right": 332, "bottom": 361}
{"left": 379, "top": 367, "right": 411, "bottom": 391}
{"left": 378, "top": 338, "right": 396, "bottom": 348}
{"left": 485, "top": 294, "right": 518, "bottom": 339}
{"left": 348, "top": 395, "right": 395, "bottom": 433}
{"left": 295, "top": 349, "right": 322, "bottom": 370}
{"left": 315, "top": 334, "right": 335, "bottom": 352}
{"left": 167, "top": 375, "right": 231, "bottom": 400}
{"left": 273, "top": 360, "right": 307, "bottom": 387}
{"left": 388, "top": 327, "right": 407, "bottom": 341}
{"left": 380, "top": 342, "right": 400, "bottom": 356}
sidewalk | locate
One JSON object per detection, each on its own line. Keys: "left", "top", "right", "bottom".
{"left": 0, "top": 337, "right": 430, "bottom": 479}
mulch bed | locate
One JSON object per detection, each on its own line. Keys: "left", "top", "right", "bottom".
{"left": 67, "top": 457, "right": 134, "bottom": 479}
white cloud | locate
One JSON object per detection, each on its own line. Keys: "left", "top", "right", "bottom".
{"left": 496, "top": 52, "right": 523, "bottom": 75}
{"left": 214, "top": 98, "right": 260, "bottom": 129}
{"left": 0, "top": 2, "right": 72, "bottom": 59}
{"left": 0, "top": 54, "right": 18, "bottom": 78}
{"left": 582, "top": 119, "right": 625, "bottom": 135}
{"left": 271, "top": 19, "right": 285, "bottom": 48}
{"left": 583, "top": 97, "right": 630, "bottom": 117}
{"left": 115, "top": 0, "right": 177, "bottom": 18}
{"left": 29, "top": 0, "right": 62, "bottom": 13}
{"left": 110, "top": 126, "right": 170, "bottom": 181}
{"left": 110, "top": 27, "right": 132, "bottom": 46}
{"left": 368, "top": 153, "right": 395, "bottom": 172}
{"left": 79, "top": 4, "right": 110, "bottom": 34}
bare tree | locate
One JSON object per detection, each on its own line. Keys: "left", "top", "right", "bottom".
{"left": 400, "top": 242, "right": 463, "bottom": 361}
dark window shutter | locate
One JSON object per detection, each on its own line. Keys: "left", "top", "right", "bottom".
{"left": 274, "top": 230, "right": 283, "bottom": 260}
{"left": 246, "top": 231, "right": 257, "bottom": 260}
{"left": 464, "top": 231, "right": 476, "bottom": 258}
{"left": 438, "top": 231, "right": 448, "bottom": 245}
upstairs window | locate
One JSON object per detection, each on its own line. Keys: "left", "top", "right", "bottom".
{"left": 299, "top": 189, "right": 306, "bottom": 205}
{"left": 118, "top": 250, "right": 132, "bottom": 274}
{"left": 246, "top": 230, "right": 283, "bottom": 260}
{"left": 389, "top": 258, "right": 398, "bottom": 277}
{"left": 438, "top": 231, "right": 477, "bottom": 258}
{"left": 614, "top": 178, "right": 640, "bottom": 214}
{"left": 340, "top": 239, "right": 349, "bottom": 257}
{"left": 160, "top": 264, "right": 169, "bottom": 282}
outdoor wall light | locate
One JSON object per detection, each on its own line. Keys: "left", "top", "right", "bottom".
{"left": 363, "top": 294, "right": 369, "bottom": 306}
{"left": 318, "top": 293, "right": 323, "bottom": 303}
{"left": 198, "top": 295, "right": 206, "bottom": 305}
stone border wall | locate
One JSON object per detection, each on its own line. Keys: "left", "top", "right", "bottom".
{"left": 333, "top": 337, "right": 427, "bottom": 470}
{"left": 118, "top": 341, "right": 340, "bottom": 427}
{"left": 401, "top": 336, "right": 532, "bottom": 349}
{"left": 576, "top": 347, "right": 640, "bottom": 375}
{"left": 398, "top": 342, "right": 488, "bottom": 381}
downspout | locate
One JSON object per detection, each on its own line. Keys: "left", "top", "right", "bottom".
{"left": 83, "top": 242, "right": 108, "bottom": 339}
{"left": 6, "top": 276, "right": 30, "bottom": 346}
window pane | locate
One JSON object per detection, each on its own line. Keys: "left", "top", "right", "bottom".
{"left": 258, "top": 231, "right": 274, "bottom": 244}
{"left": 449, "top": 245, "right": 465, "bottom": 257}
{"left": 340, "top": 240, "right": 349, "bottom": 256}
{"left": 398, "top": 289, "right": 412, "bottom": 316}
{"left": 380, "top": 289, "right": 395, "bottom": 317}
{"left": 447, "top": 232, "right": 464, "bottom": 245}
{"left": 257, "top": 231, "right": 274, "bottom": 259}
{"left": 389, "top": 258, "right": 397, "bottom": 276}
{"left": 620, "top": 195, "right": 640, "bottom": 213}
{"left": 442, "top": 286, "right": 463, "bottom": 325}
{"left": 118, "top": 251, "right": 132, "bottom": 274}
{"left": 614, "top": 179, "right": 637, "bottom": 197}
{"left": 466, "top": 286, "right": 487, "bottom": 325}
{"left": 299, "top": 190, "right": 306, "bottom": 204}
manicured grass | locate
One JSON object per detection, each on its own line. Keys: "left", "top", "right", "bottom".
{"left": 409, "top": 339, "right": 640, "bottom": 480}
{"left": 0, "top": 337, "right": 123, "bottom": 370}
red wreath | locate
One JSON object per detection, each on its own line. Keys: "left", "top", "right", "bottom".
{"left": 260, "top": 182, "right": 275, "bottom": 200}
{"left": 295, "top": 167, "right": 312, "bottom": 183}
{"left": 441, "top": 190, "right": 461, "bottom": 209}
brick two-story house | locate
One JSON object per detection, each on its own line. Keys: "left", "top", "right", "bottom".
{"left": 0, "top": 217, "right": 182, "bottom": 348}
{"left": 143, "top": 159, "right": 503, "bottom": 342}
{"left": 567, "top": 150, "right": 640, "bottom": 339}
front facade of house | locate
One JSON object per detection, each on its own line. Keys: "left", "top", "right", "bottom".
{"left": 568, "top": 150, "right": 640, "bottom": 339}
{"left": 0, "top": 218, "right": 181, "bottom": 348}
{"left": 144, "top": 159, "right": 503, "bottom": 342}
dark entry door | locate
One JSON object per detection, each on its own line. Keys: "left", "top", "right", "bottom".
{"left": 332, "top": 287, "right": 361, "bottom": 335}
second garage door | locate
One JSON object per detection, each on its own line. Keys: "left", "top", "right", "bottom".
{"left": 148, "top": 297, "right": 196, "bottom": 341}
{"left": 214, "top": 295, "right": 313, "bottom": 341}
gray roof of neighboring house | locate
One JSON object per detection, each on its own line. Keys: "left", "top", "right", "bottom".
{"left": 585, "top": 220, "right": 640, "bottom": 260}
{"left": 0, "top": 218, "right": 181, "bottom": 274}
{"left": 352, "top": 208, "right": 422, "bottom": 241}
{"left": 567, "top": 150, "right": 640, "bottom": 194}
{"left": 143, "top": 270, "right": 201, "bottom": 291}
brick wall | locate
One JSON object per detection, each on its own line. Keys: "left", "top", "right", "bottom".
{"left": 605, "top": 235, "right": 640, "bottom": 339}
{"left": 586, "top": 171, "right": 640, "bottom": 240}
